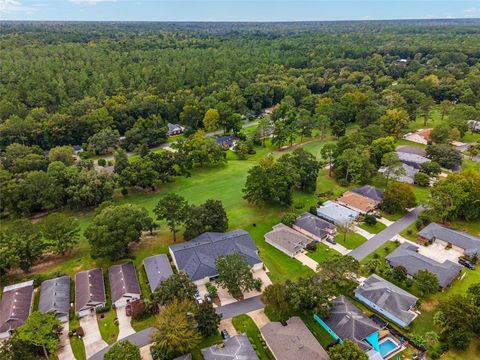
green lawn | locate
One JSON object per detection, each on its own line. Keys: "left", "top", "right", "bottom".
{"left": 360, "top": 240, "right": 400, "bottom": 266}
{"left": 69, "top": 316, "right": 86, "bottom": 360}
{"left": 191, "top": 333, "right": 223, "bottom": 360}
{"left": 334, "top": 231, "right": 367, "bottom": 250}
{"left": 232, "top": 314, "right": 275, "bottom": 360}
{"left": 306, "top": 243, "right": 340, "bottom": 263}
{"left": 98, "top": 309, "right": 119, "bottom": 344}
{"left": 359, "top": 221, "right": 386, "bottom": 234}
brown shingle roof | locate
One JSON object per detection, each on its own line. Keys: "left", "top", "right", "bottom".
{"left": 336, "top": 191, "right": 378, "bottom": 213}
{"left": 0, "top": 280, "right": 34, "bottom": 334}
{"left": 75, "top": 268, "right": 106, "bottom": 313}
{"left": 108, "top": 262, "right": 141, "bottom": 303}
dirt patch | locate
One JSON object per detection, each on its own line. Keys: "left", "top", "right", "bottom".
{"left": 420, "top": 298, "right": 439, "bottom": 312}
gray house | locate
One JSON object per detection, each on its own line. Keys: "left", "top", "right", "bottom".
{"left": 0, "top": 280, "right": 34, "bottom": 339}
{"left": 418, "top": 223, "right": 480, "bottom": 259}
{"left": 143, "top": 254, "right": 174, "bottom": 293}
{"left": 39, "top": 276, "right": 70, "bottom": 322}
{"left": 109, "top": 262, "right": 141, "bottom": 308}
{"left": 167, "top": 123, "right": 185, "bottom": 136}
{"left": 75, "top": 268, "right": 106, "bottom": 317}
{"left": 396, "top": 145, "right": 427, "bottom": 157}
{"left": 293, "top": 212, "right": 337, "bottom": 241}
{"left": 396, "top": 151, "right": 430, "bottom": 170}
{"left": 264, "top": 223, "right": 312, "bottom": 257}
{"left": 355, "top": 274, "right": 418, "bottom": 327}
{"left": 202, "top": 334, "right": 259, "bottom": 360}
{"left": 169, "top": 230, "right": 263, "bottom": 285}
{"left": 351, "top": 185, "right": 384, "bottom": 203}
{"left": 385, "top": 243, "right": 462, "bottom": 288}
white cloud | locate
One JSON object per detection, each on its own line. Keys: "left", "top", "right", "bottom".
{"left": 69, "top": 0, "right": 117, "bottom": 5}
{"left": 0, "top": 0, "right": 34, "bottom": 13}
{"left": 464, "top": 7, "right": 477, "bottom": 14}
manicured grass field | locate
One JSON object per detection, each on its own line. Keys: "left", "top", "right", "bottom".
{"left": 334, "top": 231, "right": 367, "bottom": 250}
{"left": 359, "top": 221, "right": 386, "bottom": 234}
{"left": 232, "top": 314, "right": 275, "bottom": 360}
{"left": 98, "top": 309, "right": 119, "bottom": 344}
{"left": 359, "top": 240, "right": 400, "bottom": 266}
{"left": 306, "top": 243, "right": 340, "bottom": 263}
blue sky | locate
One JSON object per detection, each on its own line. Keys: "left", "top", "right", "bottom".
{"left": 1, "top": 0, "right": 479, "bottom": 22}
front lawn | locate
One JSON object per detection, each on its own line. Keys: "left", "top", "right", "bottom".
{"left": 69, "top": 316, "right": 86, "bottom": 360}
{"left": 97, "top": 309, "right": 119, "bottom": 344}
{"left": 232, "top": 314, "right": 275, "bottom": 360}
{"left": 359, "top": 221, "right": 386, "bottom": 234}
{"left": 306, "top": 243, "right": 340, "bottom": 263}
{"left": 360, "top": 240, "right": 400, "bottom": 266}
{"left": 334, "top": 232, "right": 367, "bottom": 250}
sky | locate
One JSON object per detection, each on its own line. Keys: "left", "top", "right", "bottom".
{"left": 1, "top": 0, "right": 479, "bottom": 22}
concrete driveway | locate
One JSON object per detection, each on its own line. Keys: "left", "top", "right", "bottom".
{"left": 294, "top": 251, "right": 319, "bottom": 271}
{"left": 417, "top": 242, "right": 463, "bottom": 263}
{"left": 353, "top": 226, "right": 374, "bottom": 239}
{"left": 57, "top": 322, "right": 75, "bottom": 360}
{"left": 116, "top": 306, "right": 136, "bottom": 340}
{"left": 79, "top": 314, "right": 108, "bottom": 359}
{"left": 220, "top": 318, "right": 238, "bottom": 336}
{"left": 247, "top": 309, "right": 270, "bottom": 328}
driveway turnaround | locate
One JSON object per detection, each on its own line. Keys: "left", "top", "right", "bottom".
{"left": 116, "top": 306, "right": 136, "bottom": 340}
{"left": 349, "top": 206, "right": 424, "bottom": 261}
{"left": 80, "top": 314, "right": 108, "bottom": 359}
{"left": 57, "top": 322, "right": 76, "bottom": 360}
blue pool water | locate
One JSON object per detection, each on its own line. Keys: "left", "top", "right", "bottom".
{"left": 379, "top": 338, "right": 397, "bottom": 357}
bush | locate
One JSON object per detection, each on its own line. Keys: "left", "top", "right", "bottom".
{"left": 107, "top": 160, "right": 114, "bottom": 166}
{"left": 254, "top": 278, "right": 263, "bottom": 291}
{"left": 76, "top": 326, "right": 85, "bottom": 337}
{"left": 121, "top": 187, "right": 128, "bottom": 196}
{"left": 309, "top": 206, "right": 317, "bottom": 215}
{"left": 364, "top": 214, "right": 377, "bottom": 226}
{"left": 416, "top": 211, "right": 433, "bottom": 230}
{"left": 206, "top": 282, "right": 218, "bottom": 298}
{"left": 32, "top": 274, "right": 49, "bottom": 287}
{"left": 96, "top": 305, "right": 110, "bottom": 314}
{"left": 306, "top": 242, "right": 317, "bottom": 252}
{"left": 98, "top": 158, "right": 107, "bottom": 166}
{"left": 281, "top": 212, "right": 297, "bottom": 227}
{"left": 414, "top": 172, "right": 430, "bottom": 187}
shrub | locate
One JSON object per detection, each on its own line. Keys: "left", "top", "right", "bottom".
{"left": 306, "top": 242, "right": 317, "bottom": 252}
{"left": 96, "top": 305, "right": 110, "bottom": 314}
{"left": 107, "top": 160, "right": 114, "bottom": 166}
{"left": 364, "top": 214, "right": 377, "bottom": 226}
{"left": 121, "top": 188, "right": 128, "bottom": 196}
{"left": 76, "top": 326, "right": 85, "bottom": 337}
{"left": 309, "top": 206, "right": 317, "bottom": 215}
{"left": 254, "top": 278, "right": 263, "bottom": 291}
{"left": 281, "top": 212, "right": 297, "bottom": 227}
{"left": 293, "top": 202, "right": 304, "bottom": 210}
{"left": 98, "top": 158, "right": 107, "bottom": 166}
{"left": 32, "top": 274, "right": 49, "bottom": 287}
{"left": 206, "top": 282, "right": 218, "bottom": 298}
{"left": 414, "top": 172, "right": 430, "bottom": 187}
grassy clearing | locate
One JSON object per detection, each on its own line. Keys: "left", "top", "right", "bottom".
{"left": 306, "top": 243, "right": 340, "bottom": 263}
{"left": 334, "top": 231, "right": 367, "bottom": 250}
{"left": 359, "top": 221, "right": 386, "bottom": 234}
{"left": 232, "top": 314, "right": 275, "bottom": 360}
{"left": 97, "top": 309, "right": 119, "bottom": 344}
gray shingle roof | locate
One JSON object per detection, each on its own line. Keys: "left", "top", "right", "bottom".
{"left": 294, "top": 212, "right": 336, "bottom": 239}
{"left": 260, "top": 317, "right": 329, "bottom": 360}
{"left": 395, "top": 145, "right": 427, "bottom": 157}
{"left": 39, "top": 276, "right": 70, "bottom": 320}
{"left": 143, "top": 254, "right": 174, "bottom": 293}
{"left": 169, "top": 230, "right": 262, "bottom": 282}
{"left": 322, "top": 296, "right": 379, "bottom": 351}
{"left": 385, "top": 243, "right": 462, "bottom": 288}
{"left": 75, "top": 268, "right": 106, "bottom": 312}
{"left": 202, "top": 334, "right": 259, "bottom": 360}
{"left": 0, "top": 280, "right": 34, "bottom": 334}
{"left": 355, "top": 275, "right": 418, "bottom": 325}
{"left": 108, "top": 263, "right": 141, "bottom": 303}
{"left": 167, "top": 123, "right": 184, "bottom": 135}
{"left": 418, "top": 223, "right": 480, "bottom": 257}
{"left": 351, "top": 185, "right": 384, "bottom": 203}
{"left": 396, "top": 151, "right": 430, "bottom": 170}
{"left": 265, "top": 224, "right": 311, "bottom": 255}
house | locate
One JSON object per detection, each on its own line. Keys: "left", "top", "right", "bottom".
{"left": 108, "top": 262, "right": 141, "bottom": 308}
{"left": 316, "top": 200, "right": 359, "bottom": 226}
{"left": 351, "top": 185, "right": 384, "bottom": 203}
{"left": 418, "top": 223, "right": 480, "bottom": 260}
{"left": 260, "top": 316, "right": 329, "bottom": 360}
{"left": 451, "top": 141, "right": 469, "bottom": 153}
{"left": 167, "top": 123, "right": 185, "bottom": 136}
{"left": 379, "top": 163, "right": 418, "bottom": 184}
{"left": 468, "top": 120, "right": 480, "bottom": 133}
{"left": 293, "top": 212, "right": 337, "bottom": 242}
{"left": 396, "top": 145, "right": 427, "bottom": 157}
{"left": 169, "top": 230, "right": 263, "bottom": 285}
{"left": 75, "top": 268, "right": 106, "bottom": 317}
{"left": 385, "top": 243, "right": 462, "bottom": 288}
{"left": 315, "top": 296, "right": 381, "bottom": 353}
{"left": 202, "top": 334, "right": 259, "bottom": 360}
{"left": 39, "top": 276, "right": 70, "bottom": 322}
{"left": 355, "top": 274, "right": 419, "bottom": 327}
{"left": 0, "top": 280, "right": 34, "bottom": 339}
{"left": 143, "top": 254, "right": 174, "bottom": 293}
{"left": 403, "top": 128, "right": 432, "bottom": 145}
{"left": 72, "top": 145, "right": 84, "bottom": 154}
{"left": 264, "top": 223, "right": 313, "bottom": 257}
{"left": 336, "top": 191, "right": 378, "bottom": 214}
{"left": 215, "top": 136, "right": 239, "bottom": 150}
{"left": 396, "top": 151, "right": 430, "bottom": 170}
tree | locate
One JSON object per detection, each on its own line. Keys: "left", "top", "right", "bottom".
{"left": 195, "top": 302, "right": 222, "bottom": 337}
{"left": 331, "top": 120, "right": 346, "bottom": 138}
{"left": 0, "top": 230, "right": 19, "bottom": 278}
{"left": 381, "top": 182, "right": 416, "bottom": 214}
{"left": 155, "top": 193, "right": 188, "bottom": 242}
{"left": 215, "top": 253, "right": 256, "bottom": 296}
{"left": 104, "top": 340, "right": 141, "bottom": 360}
{"left": 364, "top": 258, "right": 381, "bottom": 273}
{"left": 203, "top": 108, "right": 220, "bottom": 132}
{"left": 0, "top": 336, "right": 39, "bottom": 360}
{"left": 15, "top": 312, "right": 62, "bottom": 359}
{"left": 40, "top": 213, "right": 80, "bottom": 255}
{"left": 414, "top": 172, "right": 430, "bottom": 187}
{"left": 414, "top": 270, "right": 440, "bottom": 295}
{"left": 85, "top": 204, "right": 152, "bottom": 260}
{"left": 328, "top": 340, "right": 368, "bottom": 360}
{"left": 281, "top": 212, "right": 298, "bottom": 227}
{"left": 426, "top": 144, "right": 462, "bottom": 170}
{"left": 316, "top": 255, "right": 360, "bottom": 291}
{"left": 153, "top": 272, "right": 197, "bottom": 305}
{"left": 64, "top": 167, "right": 114, "bottom": 209}
{"left": 183, "top": 199, "right": 228, "bottom": 240}
{"left": 278, "top": 148, "right": 320, "bottom": 192}
{"left": 380, "top": 152, "right": 405, "bottom": 186}
{"left": 424, "top": 331, "right": 440, "bottom": 348}
{"left": 430, "top": 124, "right": 451, "bottom": 144}
{"left": 123, "top": 115, "right": 167, "bottom": 151}
{"left": 420, "top": 161, "right": 441, "bottom": 176}
{"left": 87, "top": 127, "right": 119, "bottom": 155}
{"left": 467, "top": 283, "right": 480, "bottom": 307}
{"left": 369, "top": 136, "right": 396, "bottom": 167}
{"left": 113, "top": 148, "right": 129, "bottom": 174}
{"left": 48, "top": 145, "right": 75, "bottom": 166}
{"left": 261, "top": 283, "right": 291, "bottom": 320}
{"left": 392, "top": 265, "right": 408, "bottom": 282}
{"left": 151, "top": 300, "right": 201, "bottom": 359}
{"left": 321, "top": 143, "right": 336, "bottom": 177}
{"left": 380, "top": 108, "right": 409, "bottom": 138}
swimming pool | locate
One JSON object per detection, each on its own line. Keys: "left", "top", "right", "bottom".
{"left": 379, "top": 338, "right": 398, "bottom": 358}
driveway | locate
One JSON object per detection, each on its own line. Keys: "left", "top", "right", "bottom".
{"left": 349, "top": 206, "right": 424, "bottom": 261}
{"left": 219, "top": 318, "right": 238, "bottom": 337}
{"left": 247, "top": 309, "right": 270, "bottom": 328}
{"left": 79, "top": 314, "right": 108, "bottom": 359}
{"left": 90, "top": 328, "right": 153, "bottom": 360}
{"left": 294, "top": 251, "right": 319, "bottom": 271}
{"left": 215, "top": 295, "right": 264, "bottom": 320}
{"left": 140, "top": 345, "right": 153, "bottom": 360}
{"left": 353, "top": 226, "right": 374, "bottom": 239}
{"left": 116, "top": 306, "right": 136, "bottom": 340}
{"left": 417, "top": 242, "right": 463, "bottom": 263}
{"left": 57, "top": 322, "right": 75, "bottom": 360}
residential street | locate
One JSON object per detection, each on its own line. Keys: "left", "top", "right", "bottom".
{"left": 348, "top": 206, "right": 424, "bottom": 261}
{"left": 90, "top": 327, "right": 153, "bottom": 360}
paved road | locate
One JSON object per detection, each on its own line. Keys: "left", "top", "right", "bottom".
{"left": 89, "top": 295, "right": 264, "bottom": 360}
{"left": 99, "top": 120, "right": 259, "bottom": 162}
{"left": 349, "top": 206, "right": 424, "bottom": 261}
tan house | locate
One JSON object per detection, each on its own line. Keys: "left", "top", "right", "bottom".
{"left": 264, "top": 223, "right": 313, "bottom": 257}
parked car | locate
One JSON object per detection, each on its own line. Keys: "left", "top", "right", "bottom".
{"left": 373, "top": 212, "right": 382, "bottom": 219}
{"left": 459, "top": 258, "right": 476, "bottom": 270}
{"left": 221, "top": 330, "right": 230, "bottom": 340}
{"left": 326, "top": 236, "right": 337, "bottom": 245}
{"left": 204, "top": 294, "right": 212, "bottom": 303}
